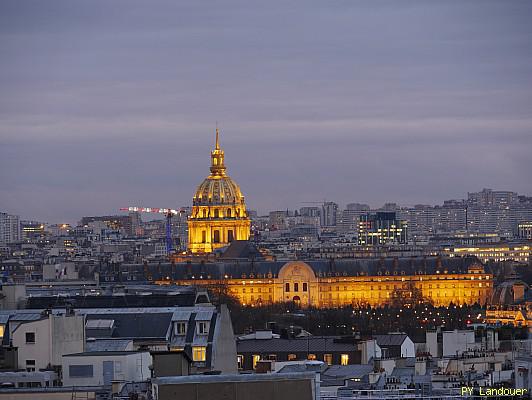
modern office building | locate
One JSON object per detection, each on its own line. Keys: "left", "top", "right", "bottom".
{"left": 358, "top": 212, "right": 407, "bottom": 246}
{"left": 320, "top": 202, "right": 338, "bottom": 227}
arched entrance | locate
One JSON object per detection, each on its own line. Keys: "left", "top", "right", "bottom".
{"left": 292, "top": 296, "right": 301, "bottom": 307}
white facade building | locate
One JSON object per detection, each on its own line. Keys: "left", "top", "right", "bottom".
{"left": 62, "top": 351, "right": 151, "bottom": 387}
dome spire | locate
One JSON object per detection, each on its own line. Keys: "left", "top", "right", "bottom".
{"left": 210, "top": 125, "right": 226, "bottom": 176}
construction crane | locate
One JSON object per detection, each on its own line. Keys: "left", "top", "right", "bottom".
{"left": 120, "top": 206, "right": 187, "bottom": 254}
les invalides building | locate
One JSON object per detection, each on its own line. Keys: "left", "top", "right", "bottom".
{"left": 152, "top": 130, "right": 494, "bottom": 308}
{"left": 187, "top": 129, "right": 251, "bottom": 253}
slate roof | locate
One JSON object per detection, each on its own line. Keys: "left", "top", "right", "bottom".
{"left": 323, "top": 364, "right": 374, "bottom": 378}
{"left": 374, "top": 334, "right": 408, "bottom": 347}
{"left": 237, "top": 337, "right": 357, "bottom": 353}
{"left": 85, "top": 312, "right": 173, "bottom": 339}
{"left": 141, "top": 256, "right": 484, "bottom": 281}
{"left": 25, "top": 292, "right": 198, "bottom": 309}
{"left": 219, "top": 241, "right": 263, "bottom": 260}
{"left": 85, "top": 339, "right": 133, "bottom": 352}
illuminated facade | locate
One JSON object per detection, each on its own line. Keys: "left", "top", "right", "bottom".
{"left": 485, "top": 280, "right": 531, "bottom": 329}
{"left": 187, "top": 129, "right": 250, "bottom": 253}
{"left": 358, "top": 212, "right": 408, "bottom": 246}
{"left": 152, "top": 256, "right": 493, "bottom": 308}
{"left": 442, "top": 244, "right": 531, "bottom": 264}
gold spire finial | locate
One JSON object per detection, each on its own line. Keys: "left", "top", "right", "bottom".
{"left": 215, "top": 126, "right": 220, "bottom": 150}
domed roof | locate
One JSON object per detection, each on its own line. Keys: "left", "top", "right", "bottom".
{"left": 194, "top": 175, "right": 244, "bottom": 205}
{"left": 192, "top": 128, "right": 246, "bottom": 206}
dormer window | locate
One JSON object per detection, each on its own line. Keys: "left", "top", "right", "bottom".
{"left": 175, "top": 322, "right": 187, "bottom": 336}
{"left": 197, "top": 321, "right": 209, "bottom": 335}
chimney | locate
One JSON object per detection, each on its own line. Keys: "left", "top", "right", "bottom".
{"left": 513, "top": 283, "right": 525, "bottom": 303}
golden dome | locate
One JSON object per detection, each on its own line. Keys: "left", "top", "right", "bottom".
{"left": 188, "top": 128, "right": 251, "bottom": 253}
{"left": 192, "top": 128, "right": 246, "bottom": 206}
{"left": 194, "top": 176, "right": 245, "bottom": 206}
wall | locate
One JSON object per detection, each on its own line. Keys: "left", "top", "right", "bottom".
{"left": 12, "top": 318, "right": 50, "bottom": 371}
{"left": 442, "top": 330, "right": 476, "bottom": 357}
{"left": 62, "top": 352, "right": 151, "bottom": 387}
{"left": 155, "top": 374, "right": 315, "bottom": 400}
{"left": 51, "top": 314, "right": 85, "bottom": 366}
{"left": 212, "top": 305, "right": 238, "bottom": 373}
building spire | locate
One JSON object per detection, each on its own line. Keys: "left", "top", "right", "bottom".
{"left": 210, "top": 124, "right": 225, "bottom": 176}
{"left": 215, "top": 125, "right": 220, "bottom": 150}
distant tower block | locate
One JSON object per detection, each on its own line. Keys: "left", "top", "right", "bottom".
{"left": 187, "top": 128, "right": 251, "bottom": 253}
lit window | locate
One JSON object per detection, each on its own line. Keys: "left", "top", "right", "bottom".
{"left": 252, "top": 355, "right": 260, "bottom": 369}
{"left": 285, "top": 283, "right": 290, "bottom": 292}
{"left": 303, "top": 283, "right": 308, "bottom": 292}
{"left": 307, "top": 354, "right": 317, "bottom": 360}
{"left": 288, "top": 354, "right": 297, "bottom": 361}
{"left": 324, "top": 354, "right": 333, "bottom": 365}
{"left": 294, "top": 283, "right": 299, "bottom": 292}
{"left": 237, "top": 355, "right": 244, "bottom": 369}
{"left": 192, "top": 346, "right": 206, "bottom": 362}
{"left": 0, "top": 324, "right": 4, "bottom": 338}
{"left": 341, "top": 354, "right": 349, "bottom": 365}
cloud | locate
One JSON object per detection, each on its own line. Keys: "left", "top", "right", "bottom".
{"left": 1, "top": 0, "right": 531, "bottom": 221}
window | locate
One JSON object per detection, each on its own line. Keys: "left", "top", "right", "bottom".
{"left": 214, "top": 209, "right": 219, "bottom": 218}
{"left": 228, "top": 230, "right": 234, "bottom": 242}
{"left": 69, "top": 365, "right": 93, "bottom": 378}
{"left": 213, "top": 230, "right": 220, "bottom": 243}
{"left": 0, "top": 324, "right": 4, "bottom": 338}
{"left": 237, "top": 355, "right": 244, "bottom": 369}
{"left": 192, "top": 346, "right": 206, "bottom": 362}
{"left": 288, "top": 354, "right": 297, "bottom": 361}
{"left": 294, "top": 283, "right": 299, "bottom": 292}
{"left": 115, "top": 361, "right": 122, "bottom": 373}
{"left": 252, "top": 355, "right": 260, "bottom": 369}
{"left": 26, "top": 359, "right": 36, "bottom": 372}
{"left": 303, "top": 283, "right": 308, "bottom": 292}
{"left": 268, "top": 354, "right": 277, "bottom": 361}
{"left": 201, "top": 230, "right": 206, "bottom": 243}
{"left": 197, "top": 321, "right": 209, "bottom": 335}
{"left": 25, "top": 332, "right": 35, "bottom": 344}
{"left": 341, "top": 354, "right": 349, "bottom": 365}
{"left": 307, "top": 354, "right": 317, "bottom": 360}
{"left": 227, "top": 209, "right": 232, "bottom": 217}
{"left": 175, "top": 322, "right": 187, "bottom": 336}
{"left": 324, "top": 354, "right": 333, "bottom": 365}
{"left": 285, "top": 283, "right": 290, "bottom": 292}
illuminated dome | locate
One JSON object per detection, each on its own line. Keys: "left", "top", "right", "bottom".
{"left": 193, "top": 175, "right": 245, "bottom": 207}
{"left": 187, "top": 128, "right": 251, "bottom": 253}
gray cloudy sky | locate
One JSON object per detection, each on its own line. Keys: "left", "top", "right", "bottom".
{"left": 1, "top": 0, "right": 531, "bottom": 223}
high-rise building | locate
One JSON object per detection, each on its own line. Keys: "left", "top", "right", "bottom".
{"left": 466, "top": 188, "right": 527, "bottom": 235}
{"left": 321, "top": 202, "right": 338, "bottom": 227}
{"left": 80, "top": 215, "right": 135, "bottom": 236}
{"left": 187, "top": 129, "right": 251, "bottom": 253}
{"left": 518, "top": 222, "right": 532, "bottom": 239}
{"left": 299, "top": 207, "right": 320, "bottom": 218}
{"left": 20, "top": 220, "right": 46, "bottom": 240}
{"left": 0, "top": 212, "right": 20, "bottom": 244}
{"left": 337, "top": 203, "right": 370, "bottom": 233}
{"left": 358, "top": 212, "right": 407, "bottom": 245}
{"left": 268, "top": 211, "right": 287, "bottom": 230}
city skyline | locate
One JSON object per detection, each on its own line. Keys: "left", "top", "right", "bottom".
{"left": 2, "top": 1, "right": 532, "bottom": 222}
